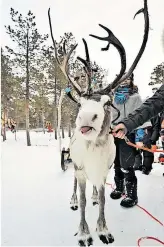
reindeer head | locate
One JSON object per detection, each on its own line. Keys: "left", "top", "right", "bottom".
{"left": 48, "top": 0, "right": 149, "bottom": 142}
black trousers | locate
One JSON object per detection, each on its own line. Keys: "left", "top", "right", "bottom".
{"left": 135, "top": 149, "right": 154, "bottom": 170}
{"left": 143, "top": 150, "right": 154, "bottom": 170}
{"left": 114, "top": 134, "right": 137, "bottom": 180}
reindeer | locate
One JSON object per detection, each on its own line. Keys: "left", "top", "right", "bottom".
{"left": 48, "top": 0, "right": 149, "bottom": 245}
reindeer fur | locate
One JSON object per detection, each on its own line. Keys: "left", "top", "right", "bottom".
{"left": 69, "top": 96, "right": 116, "bottom": 245}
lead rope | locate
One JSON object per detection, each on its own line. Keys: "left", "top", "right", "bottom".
{"left": 106, "top": 183, "right": 164, "bottom": 246}
{"left": 109, "top": 130, "right": 164, "bottom": 153}
{"left": 124, "top": 136, "right": 164, "bottom": 153}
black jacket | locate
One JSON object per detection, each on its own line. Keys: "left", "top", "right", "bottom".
{"left": 122, "top": 84, "right": 164, "bottom": 133}
{"left": 160, "top": 111, "right": 164, "bottom": 126}
{"left": 150, "top": 116, "right": 160, "bottom": 143}
{"left": 143, "top": 116, "right": 160, "bottom": 145}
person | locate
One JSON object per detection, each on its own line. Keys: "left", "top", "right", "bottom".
{"left": 110, "top": 73, "right": 151, "bottom": 208}
{"left": 112, "top": 84, "right": 164, "bottom": 138}
{"left": 134, "top": 115, "right": 160, "bottom": 175}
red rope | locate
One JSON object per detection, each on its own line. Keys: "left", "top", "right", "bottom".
{"left": 138, "top": 236, "right": 164, "bottom": 246}
{"left": 106, "top": 182, "right": 164, "bottom": 246}
{"left": 125, "top": 140, "right": 164, "bottom": 153}
{"left": 136, "top": 204, "right": 164, "bottom": 226}
{"left": 106, "top": 182, "right": 115, "bottom": 190}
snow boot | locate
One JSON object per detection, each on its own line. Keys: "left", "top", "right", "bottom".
{"left": 120, "top": 177, "right": 138, "bottom": 208}
{"left": 142, "top": 155, "right": 153, "bottom": 175}
{"left": 110, "top": 176, "right": 125, "bottom": 200}
{"left": 142, "top": 166, "right": 151, "bottom": 175}
{"left": 134, "top": 165, "right": 143, "bottom": 171}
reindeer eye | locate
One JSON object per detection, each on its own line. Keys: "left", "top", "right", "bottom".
{"left": 92, "top": 114, "right": 98, "bottom": 121}
{"left": 78, "top": 103, "right": 81, "bottom": 108}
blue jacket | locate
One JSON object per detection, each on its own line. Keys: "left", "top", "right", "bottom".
{"left": 135, "top": 128, "right": 145, "bottom": 142}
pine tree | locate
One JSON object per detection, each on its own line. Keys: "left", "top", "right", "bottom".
{"left": 5, "top": 8, "right": 48, "bottom": 146}
{"left": 149, "top": 62, "right": 164, "bottom": 86}
{"left": 1, "top": 48, "right": 14, "bottom": 141}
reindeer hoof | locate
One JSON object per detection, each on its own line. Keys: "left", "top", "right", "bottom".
{"left": 70, "top": 205, "right": 78, "bottom": 211}
{"left": 99, "top": 233, "right": 114, "bottom": 244}
{"left": 92, "top": 201, "right": 98, "bottom": 206}
{"left": 78, "top": 236, "right": 93, "bottom": 246}
{"left": 70, "top": 193, "right": 78, "bottom": 211}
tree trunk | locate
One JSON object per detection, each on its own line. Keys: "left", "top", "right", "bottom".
{"left": 15, "top": 130, "right": 17, "bottom": 141}
{"left": 53, "top": 77, "right": 57, "bottom": 139}
{"left": 14, "top": 101, "right": 18, "bottom": 141}
{"left": 2, "top": 128, "right": 6, "bottom": 142}
{"left": 25, "top": 100, "right": 31, "bottom": 146}
{"left": 41, "top": 109, "right": 45, "bottom": 134}
{"left": 62, "top": 126, "right": 65, "bottom": 138}
{"left": 57, "top": 90, "right": 65, "bottom": 152}
{"left": 54, "top": 109, "right": 57, "bottom": 139}
{"left": 36, "top": 115, "right": 40, "bottom": 129}
{"left": 2, "top": 107, "right": 7, "bottom": 141}
{"left": 25, "top": 30, "right": 31, "bottom": 146}
{"left": 68, "top": 122, "right": 71, "bottom": 138}
{"left": 15, "top": 102, "right": 19, "bottom": 132}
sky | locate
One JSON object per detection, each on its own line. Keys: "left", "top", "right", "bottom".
{"left": 1, "top": 0, "right": 164, "bottom": 99}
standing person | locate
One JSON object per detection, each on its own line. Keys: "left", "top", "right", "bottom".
{"left": 110, "top": 73, "right": 151, "bottom": 208}
{"left": 134, "top": 115, "right": 160, "bottom": 174}
{"left": 142, "top": 116, "right": 160, "bottom": 174}
{"left": 112, "top": 84, "right": 164, "bottom": 138}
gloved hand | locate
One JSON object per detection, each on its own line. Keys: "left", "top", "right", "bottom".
{"left": 136, "top": 142, "right": 144, "bottom": 148}
{"left": 151, "top": 145, "right": 157, "bottom": 151}
{"left": 112, "top": 123, "right": 127, "bottom": 139}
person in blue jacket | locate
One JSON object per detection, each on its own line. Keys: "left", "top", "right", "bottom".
{"left": 134, "top": 116, "right": 160, "bottom": 174}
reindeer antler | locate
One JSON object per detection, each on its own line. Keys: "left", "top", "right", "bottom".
{"left": 77, "top": 39, "right": 92, "bottom": 96}
{"left": 118, "top": 0, "right": 149, "bottom": 83}
{"left": 90, "top": 0, "right": 149, "bottom": 92}
{"left": 90, "top": 25, "right": 126, "bottom": 92}
{"left": 48, "top": 8, "right": 81, "bottom": 96}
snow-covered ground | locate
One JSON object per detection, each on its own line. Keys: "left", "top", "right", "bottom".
{"left": 1, "top": 131, "right": 164, "bottom": 246}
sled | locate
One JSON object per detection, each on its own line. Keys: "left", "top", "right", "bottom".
{"left": 61, "top": 147, "right": 72, "bottom": 171}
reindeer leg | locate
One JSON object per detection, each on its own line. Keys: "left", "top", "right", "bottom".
{"left": 91, "top": 186, "right": 98, "bottom": 206}
{"left": 97, "top": 185, "right": 114, "bottom": 244}
{"left": 70, "top": 176, "right": 78, "bottom": 211}
{"left": 77, "top": 172, "right": 93, "bottom": 246}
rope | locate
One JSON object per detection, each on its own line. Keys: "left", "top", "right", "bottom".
{"left": 138, "top": 236, "right": 164, "bottom": 246}
{"left": 124, "top": 136, "right": 164, "bottom": 153}
{"left": 106, "top": 183, "right": 164, "bottom": 246}
{"left": 109, "top": 130, "right": 164, "bottom": 153}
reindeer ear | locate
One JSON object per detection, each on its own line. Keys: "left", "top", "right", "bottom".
{"left": 100, "top": 95, "right": 110, "bottom": 106}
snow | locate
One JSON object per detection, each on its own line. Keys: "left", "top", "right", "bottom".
{"left": 1, "top": 131, "right": 164, "bottom": 246}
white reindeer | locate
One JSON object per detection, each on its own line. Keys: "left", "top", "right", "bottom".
{"left": 48, "top": 0, "right": 149, "bottom": 245}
